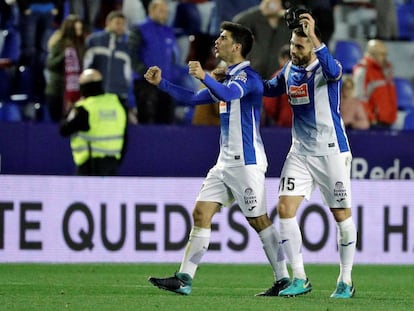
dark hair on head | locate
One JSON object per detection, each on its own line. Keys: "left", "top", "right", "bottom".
{"left": 106, "top": 10, "right": 125, "bottom": 24}
{"left": 59, "top": 14, "right": 83, "bottom": 43}
{"left": 220, "top": 21, "right": 254, "bottom": 58}
{"left": 58, "top": 14, "right": 85, "bottom": 57}
{"left": 292, "top": 25, "right": 322, "bottom": 42}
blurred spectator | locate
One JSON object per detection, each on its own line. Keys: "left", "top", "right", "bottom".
{"left": 332, "top": 1, "right": 376, "bottom": 41}
{"left": 353, "top": 39, "right": 398, "bottom": 129}
{"left": 128, "top": 0, "right": 180, "bottom": 124}
{"left": 173, "top": 0, "right": 202, "bottom": 36}
{"left": 333, "top": 0, "right": 398, "bottom": 41}
{"left": 16, "top": 0, "right": 61, "bottom": 101}
{"left": 68, "top": 0, "right": 100, "bottom": 33}
{"left": 45, "top": 14, "right": 86, "bottom": 122}
{"left": 122, "top": 0, "right": 146, "bottom": 30}
{"left": 262, "top": 43, "right": 292, "bottom": 127}
{"left": 83, "top": 10, "right": 137, "bottom": 124}
{"left": 60, "top": 68, "right": 127, "bottom": 176}
{"left": 0, "top": 0, "right": 19, "bottom": 69}
{"left": 233, "top": 0, "right": 291, "bottom": 78}
{"left": 208, "top": 0, "right": 260, "bottom": 36}
{"left": 340, "top": 76, "right": 369, "bottom": 130}
{"left": 171, "top": 0, "right": 202, "bottom": 66}
{"left": 372, "top": 0, "right": 398, "bottom": 40}
{"left": 0, "top": 0, "right": 17, "bottom": 29}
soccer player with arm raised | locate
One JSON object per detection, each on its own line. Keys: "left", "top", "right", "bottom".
{"left": 263, "top": 12, "right": 357, "bottom": 298}
{"left": 145, "top": 21, "right": 290, "bottom": 297}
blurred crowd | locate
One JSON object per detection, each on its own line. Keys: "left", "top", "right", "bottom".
{"left": 0, "top": 0, "right": 413, "bottom": 130}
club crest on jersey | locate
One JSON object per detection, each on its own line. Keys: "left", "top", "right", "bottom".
{"left": 234, "top": 71, "right": 247, "bottom": 83}
{"left": 289, "top": 83, "right": 310, "bottom": 105}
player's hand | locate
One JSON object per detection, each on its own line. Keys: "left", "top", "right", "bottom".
{"left": 144, "top": 66, "right": 162, "bottom": 86}
{"left": 188, "top": 61, "right": 206, "bottom": 80}
{"left": 211, "top": 67, "right": 226, "bottom": 82}
{"left": 299, "top": 13, "right": 321, "bottom": 48}
{"left": 299, "top": 13, "right": 315, "bottom": 38}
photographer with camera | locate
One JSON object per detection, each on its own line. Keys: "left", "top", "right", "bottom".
{"left": 263, "top": 8, "right": 357, "bottom": 298}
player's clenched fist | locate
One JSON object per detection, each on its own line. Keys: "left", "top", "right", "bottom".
{"left": 188, "top": 61, "right": 206, "bottom": 80}
{"left": 144, "top": 66, "right": 162, "bottom": 85}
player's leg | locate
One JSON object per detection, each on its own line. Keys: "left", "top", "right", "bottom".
{"left": 310, "top": 152, "right": 356, "bottom": 298}
{"left": 225, "top": 166, "right": 290, "bottom": 296}
{"left": 330, "top": 208, "right": 356, "bottom": 298}
{"left": 249, "top": 214, "right": 291, "bottom": 296}
{"left": 178, "top": 201, "right": 220, "bottom": 278}
{"left": 276, "top": 153, "right": 314, "bottom": 297}
{"left": 148, "top": 166, "right": 229, "bottom": 295}
{"left": 148, "top": 201, "right": 219, "bottom": 295}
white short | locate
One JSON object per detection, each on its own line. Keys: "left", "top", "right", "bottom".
{"left": 278, "top": 152, "right": 352, "bottom": 208}
{"left": 196, "top": 164, "right": 267, "bottom": 218}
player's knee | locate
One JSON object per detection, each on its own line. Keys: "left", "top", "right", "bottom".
{"left": 277, "top": 201, "right": 294, "bottom": 218}
{"left": 192, "top": 207, "right": 212, "bottom": 227}
{"left": 247, "top": 214, "right": 271, "bottom": 232}
{"left": 192, "top": 208, "right": 204, "bottom": 224}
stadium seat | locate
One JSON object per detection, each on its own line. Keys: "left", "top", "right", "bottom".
{"left": 0, "top": 30, "right": 4, "bottom": 54}
{"left": 334, "top": 40, "right": 363, "bottom": 74}
{"left": 397, "top": 4, "right": 414, "bottom": 41}
{"left": 0, "top": 68, "right": 10, "bottom": 100}
{"left": 0, "top": 28, "right": 20, "bottom": 63}
{"left": 21, "top": 102, "right": 51, "bottom": 123}
{"left": 403, "top": 110, "right": 414, "bottom": 130}
{"left": 9, "top": 65, "right": 32, "bottom": 102}
{"left": 394, "top": 77, "right": 414, "bottom": 111}
{"left": 0, "top": 101, "right": 22, "bottom": 122}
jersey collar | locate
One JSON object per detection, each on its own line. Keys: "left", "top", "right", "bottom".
{"left": 227, "top": 61, "right": 251, "bottom": 76}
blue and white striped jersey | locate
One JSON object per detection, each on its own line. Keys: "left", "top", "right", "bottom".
{"left": 264, "top": 44, "right": 351, "bottom": 156}
{"left": 159, "top": 61, "right": 267, "bottom": 168}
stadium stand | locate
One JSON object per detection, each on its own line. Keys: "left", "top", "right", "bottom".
{"left": 397, "top": 2, "right": 414, "bottom": 41}
{"left": 394, "top": 77, "right": 414, "bottom": 111}
{"left": 334, "top": 40, "right": 363, "bottom": 74}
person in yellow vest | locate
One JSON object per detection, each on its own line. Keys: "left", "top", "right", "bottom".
{"left": 60, "top": 68, "right": 127, "bottom": 176}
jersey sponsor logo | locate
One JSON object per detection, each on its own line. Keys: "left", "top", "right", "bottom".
{"left": 219, "top": 101, "right": 227, "bottom": 114}
{"left": 244, "top": 187, "right": 257, "bottom": 208}
{"left": 289, "top": 83, "right": 310, "bottom": 105}
{"left": 334, "top": 181, "right": 348, "bottom": 202}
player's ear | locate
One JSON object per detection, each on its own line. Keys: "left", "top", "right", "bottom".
{"left": 233, "top": 42, "right": 241, "bottom": 53}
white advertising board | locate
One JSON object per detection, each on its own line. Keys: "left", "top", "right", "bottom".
{"left": 0, "top": 175, "right": 412, "bottom": 264}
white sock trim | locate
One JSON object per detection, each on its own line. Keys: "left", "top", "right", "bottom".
{"left": 190, "top": 226, "right": 211, "bottom": 238}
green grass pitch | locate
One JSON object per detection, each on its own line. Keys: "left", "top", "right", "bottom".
{"left": 0, "top": 263, "right": 412, "bottom": 311}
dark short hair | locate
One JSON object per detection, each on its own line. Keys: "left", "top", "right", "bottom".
{"left": 293, "top": 26, "right": 322, "bottom": 42}
{"left": 220, "top": 21, "right": 254, "bottom": 58}
{"left": 105, "top": 10, "right": 125, "bottom": 24}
